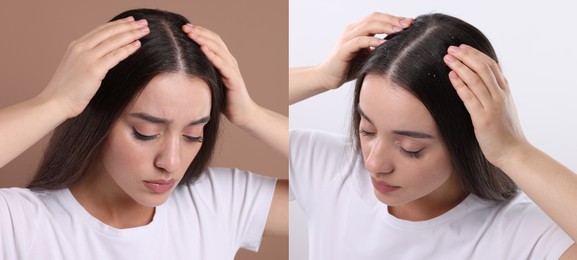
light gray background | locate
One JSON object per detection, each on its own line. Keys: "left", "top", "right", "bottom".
{"left": 289, "top": 0, "right": 577, "bottom": 259}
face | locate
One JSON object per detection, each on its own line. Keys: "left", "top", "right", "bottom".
{"left": 358, "top": 74, "right": 458, "bottom": 207}
{"left": 97, "top": 73, "right": 211, "bottom": 207}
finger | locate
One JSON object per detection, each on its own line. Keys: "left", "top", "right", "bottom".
{"left": 199, "top": 45, "right": 236, "bottom": 82}
{"left": 448, "top": 45, "right": 503, "bottom": 100}
{"left": 92, "top": 25, "right": 150, "bottom": 58}
{"left": 354, "top": 12, "right": 412, "bottom": 32}
{"left": 185, "top": 24, "right": 230, "bottom": 52}
{"left": 444, "top": 53, "right": 493, "bottom": 109}
{"left": 183, "top": 24, "right": 236, "bottom": 66}
{"left": 83, "top": 19, "right": 148, "bottom": 49}
{"left": 98, "top": 40, "right": 142, "bottom": 74}
{"left": 344, "top": 15, "right": 412, "bottom": 42}
{"left": 77, "top": 16, "right": 135, "bottom": 43}
{"left": 448, "top": 70, "right": 484, "bottom": 116}
{"left": 341, "top": 36, "right": 385, "bottom": 60}
{"left": 459, "top": 44, "right": 509, "bottom": 93}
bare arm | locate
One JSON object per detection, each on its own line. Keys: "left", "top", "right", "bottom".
{"left": 444, "top": 44, "right": 577, "bottom": 253}
{"left": 0, "top": 17, "right": 149, "bottom": 169}
{"left": 289, "top": 13, "right": 413, "bottom": 105}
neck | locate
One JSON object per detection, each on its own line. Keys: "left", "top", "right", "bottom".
{"left": 69, "top": 162, "right": 155, "bottom": 229}
{"left": 388, "top": 173, "right": 468, "bottom": 221}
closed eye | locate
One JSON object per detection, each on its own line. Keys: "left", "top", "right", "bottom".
{"left": 132, "top": 128, "right": 158, "bottom": 141}
{"left": 400, "top": 147, "right": 423, "bottom": 159}
{"left": 360, "top": 129, "right": 376, "bottom": 137}
{"left": 184, "top": 135, "right": 203, "bottom": 143}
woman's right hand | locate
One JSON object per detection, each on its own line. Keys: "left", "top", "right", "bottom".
{"left": 317, "top": 12, "right": 413, "bottom": 90}
{"left": 38, "top": 16, "right": 149, "bottom": 118}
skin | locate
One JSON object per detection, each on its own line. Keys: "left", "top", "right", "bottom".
{"left": 70, "top": 73, "right": 211, "bottom": 228}
{"left": 289, "top": 12, "right": 576, "bottom": 256}
{"left": 444, "top": 44, "right": 577, "bottom": 258}
{"left": 183, "top": 24, "right": 288, "bottom": 236}
{"left": 0, "top": 17, "right": 149, "bottom": 168}
{"left": 0, "top": 16, "right": 287, "bottom": 238}
{"left": 358, "top": 75, "right": 466, "bottom": 221}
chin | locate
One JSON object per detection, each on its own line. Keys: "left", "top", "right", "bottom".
{"left": 135, "top": 192, "right": 173, "bottom": 208}
{"left": 373, "top": 189, "right": 411, "bottom": 206}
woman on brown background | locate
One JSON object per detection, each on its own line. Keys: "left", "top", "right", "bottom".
{"left": 0, "top": 8, "right": 287, "bottom": 259}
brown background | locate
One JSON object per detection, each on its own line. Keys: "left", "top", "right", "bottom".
{"left": 0, "top": 0, "right": 287, "bottom": 259}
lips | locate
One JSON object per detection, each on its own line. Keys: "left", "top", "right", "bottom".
{"left": 370, "top": 177, "right": 400, "bottom": 193}
{"left": 143, "top": 179, "right": 176, "bottom": 193}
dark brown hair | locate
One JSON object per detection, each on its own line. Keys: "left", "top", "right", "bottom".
{"left": 352, "top": 13, "right": 517, "bottom": 201}
{"left": 29, "top": 9, "right": 225, "bottom": 189}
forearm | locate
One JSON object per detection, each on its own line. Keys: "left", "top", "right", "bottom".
{"left": 236, "top": 103, "right": 288, "bottom": 157}
{"left": 0, "top": 96, "right": 68, "bottom": 168}
{"left": 500, "top": 144, "right": 577, "bottom": 242}
{"left": 289, "top": 66, "right": 332, "bottom": 105}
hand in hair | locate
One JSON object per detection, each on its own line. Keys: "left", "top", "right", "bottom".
{"left": 38, "top": 16, "right": 149, "bottom": 118}
{"left": 445, "top": 45, "right": 577, "bottom": 249}
{"left": 182, "top": 24, "right": 256, "bottom": 127}
{"left": 289, "top": 12, "right": 412, "bottom": 104}
{"left": 318, "top": 12, "right": 413, "bottom": 90}
{"left": 0, "top": 17, "right": 149, "bottom": 168}
{"left": 182, "top": 24, "right": 288, "bottom": 156}
{"left": 443, "top": 44, "right": 526, "bottom": 168}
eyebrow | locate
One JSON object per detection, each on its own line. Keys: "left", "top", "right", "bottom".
{"left": 357, "top": 105, "right": 434, "bottom": 139}
{"left": 129, "top": 113, "right": 211, "bottom": 126}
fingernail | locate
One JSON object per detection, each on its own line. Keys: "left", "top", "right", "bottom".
{"left": 136, "top": 19, "right": 148, "bottom": 27}
{"left": 444, "top": 54, "right": 456, "bottom": 62}
{"left": 448, "top": 46, "right": 460, "bottom": 53}
{"left": 124, "top": 16, "right": 135, "bottom": 21}
{"left": 393, "top": 26, "right": 403, "bottom": 32}
{"left": 449, "top": 71, "right": 459, "bottom": 80}
{"left": 378, "top": 38, "right": 385, "bottom": 44}
{"left": 140, "top": 26, "right": 150, "bottom": 33}
{"left": 399, "top": 18, "right": 412, "bottom": 27}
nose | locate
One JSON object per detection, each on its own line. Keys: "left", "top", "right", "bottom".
{"left": 364, "top": 138, "right": 394, "bottom": 174}
{"left": 154, "top": 136, "right": 181, "bottom": 173}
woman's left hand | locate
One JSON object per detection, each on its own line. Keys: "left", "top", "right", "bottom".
{"left": 183, "top": 23, "right": 288, "bottom": 157}
{"left": 443, "top": 44, "right": 528, "bottom": 168}
{"left": 182, "top": 24, "right": 256, "bottom": 127}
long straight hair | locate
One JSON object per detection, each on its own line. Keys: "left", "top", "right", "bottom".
{"left": 351, "top": 13, "right": 517, "bottom": 201}
{"left": 29, "top": 9, "right": 225, "bottom": 189}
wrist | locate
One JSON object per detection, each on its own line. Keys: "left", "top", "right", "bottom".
{"left": 493, "top": 140, "right": 534, "bottom": 172}
{"left": 229, "top": 98, "right": 259, "bottom": 129}
{"left": 311, "top": 65, "right": 339, "bottom": 91}
{"left": 33, "top": 93, "right": 75, "bottom": 121}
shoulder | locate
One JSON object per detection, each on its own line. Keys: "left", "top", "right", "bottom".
{"left": 191, "top": 167, "right": 277, "bottom": 189}
{"left": 290, "top": 129, "right": 349, "bottom": 153}
{"left": 0, "top": 187, "right": 45, "bottom": 211}
{"left": 493, "top": 192, "right": 573, "bottom": 259}
{"left": 0, "top": 188, "right": 60, "bottom": 255}
{"left": 289, "top": 129, "right": 354, "bottom": 172}
{"left": 497, "top": 192, "right": 555, "bottom": 224}
{"left": 172, "top": 168, "right": 277, "bottom": 211}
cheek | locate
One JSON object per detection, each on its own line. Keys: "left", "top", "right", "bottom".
{"left": 407, "top": 150, "right": 454, "bottom": 184}
{"left": 102, "top": 130, "right": 150, "bottom": 174}
{"left": 359, "top": 138, "right": 374, "bottom": 161}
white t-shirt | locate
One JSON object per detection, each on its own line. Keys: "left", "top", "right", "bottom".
{"left": 0, "top": 167, "right": 276, "bottom": 260}
{"left": 289, "top": 129, "right": 574, "bottom": 260}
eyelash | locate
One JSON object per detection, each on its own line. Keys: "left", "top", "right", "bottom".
{"left": 360, "top": 129, "right": 422, "bottom": 159}
{"left": 359, "top": 129, "right": 376, "bottom": 137}
{"left": 400, "top": 148, "right": 422, "bottom": 159}
{"left": 132, "top": 128, "right": 203, "bottom": 143}
{"left": 133, "top": 128, "right": 157, "bottom": 141}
